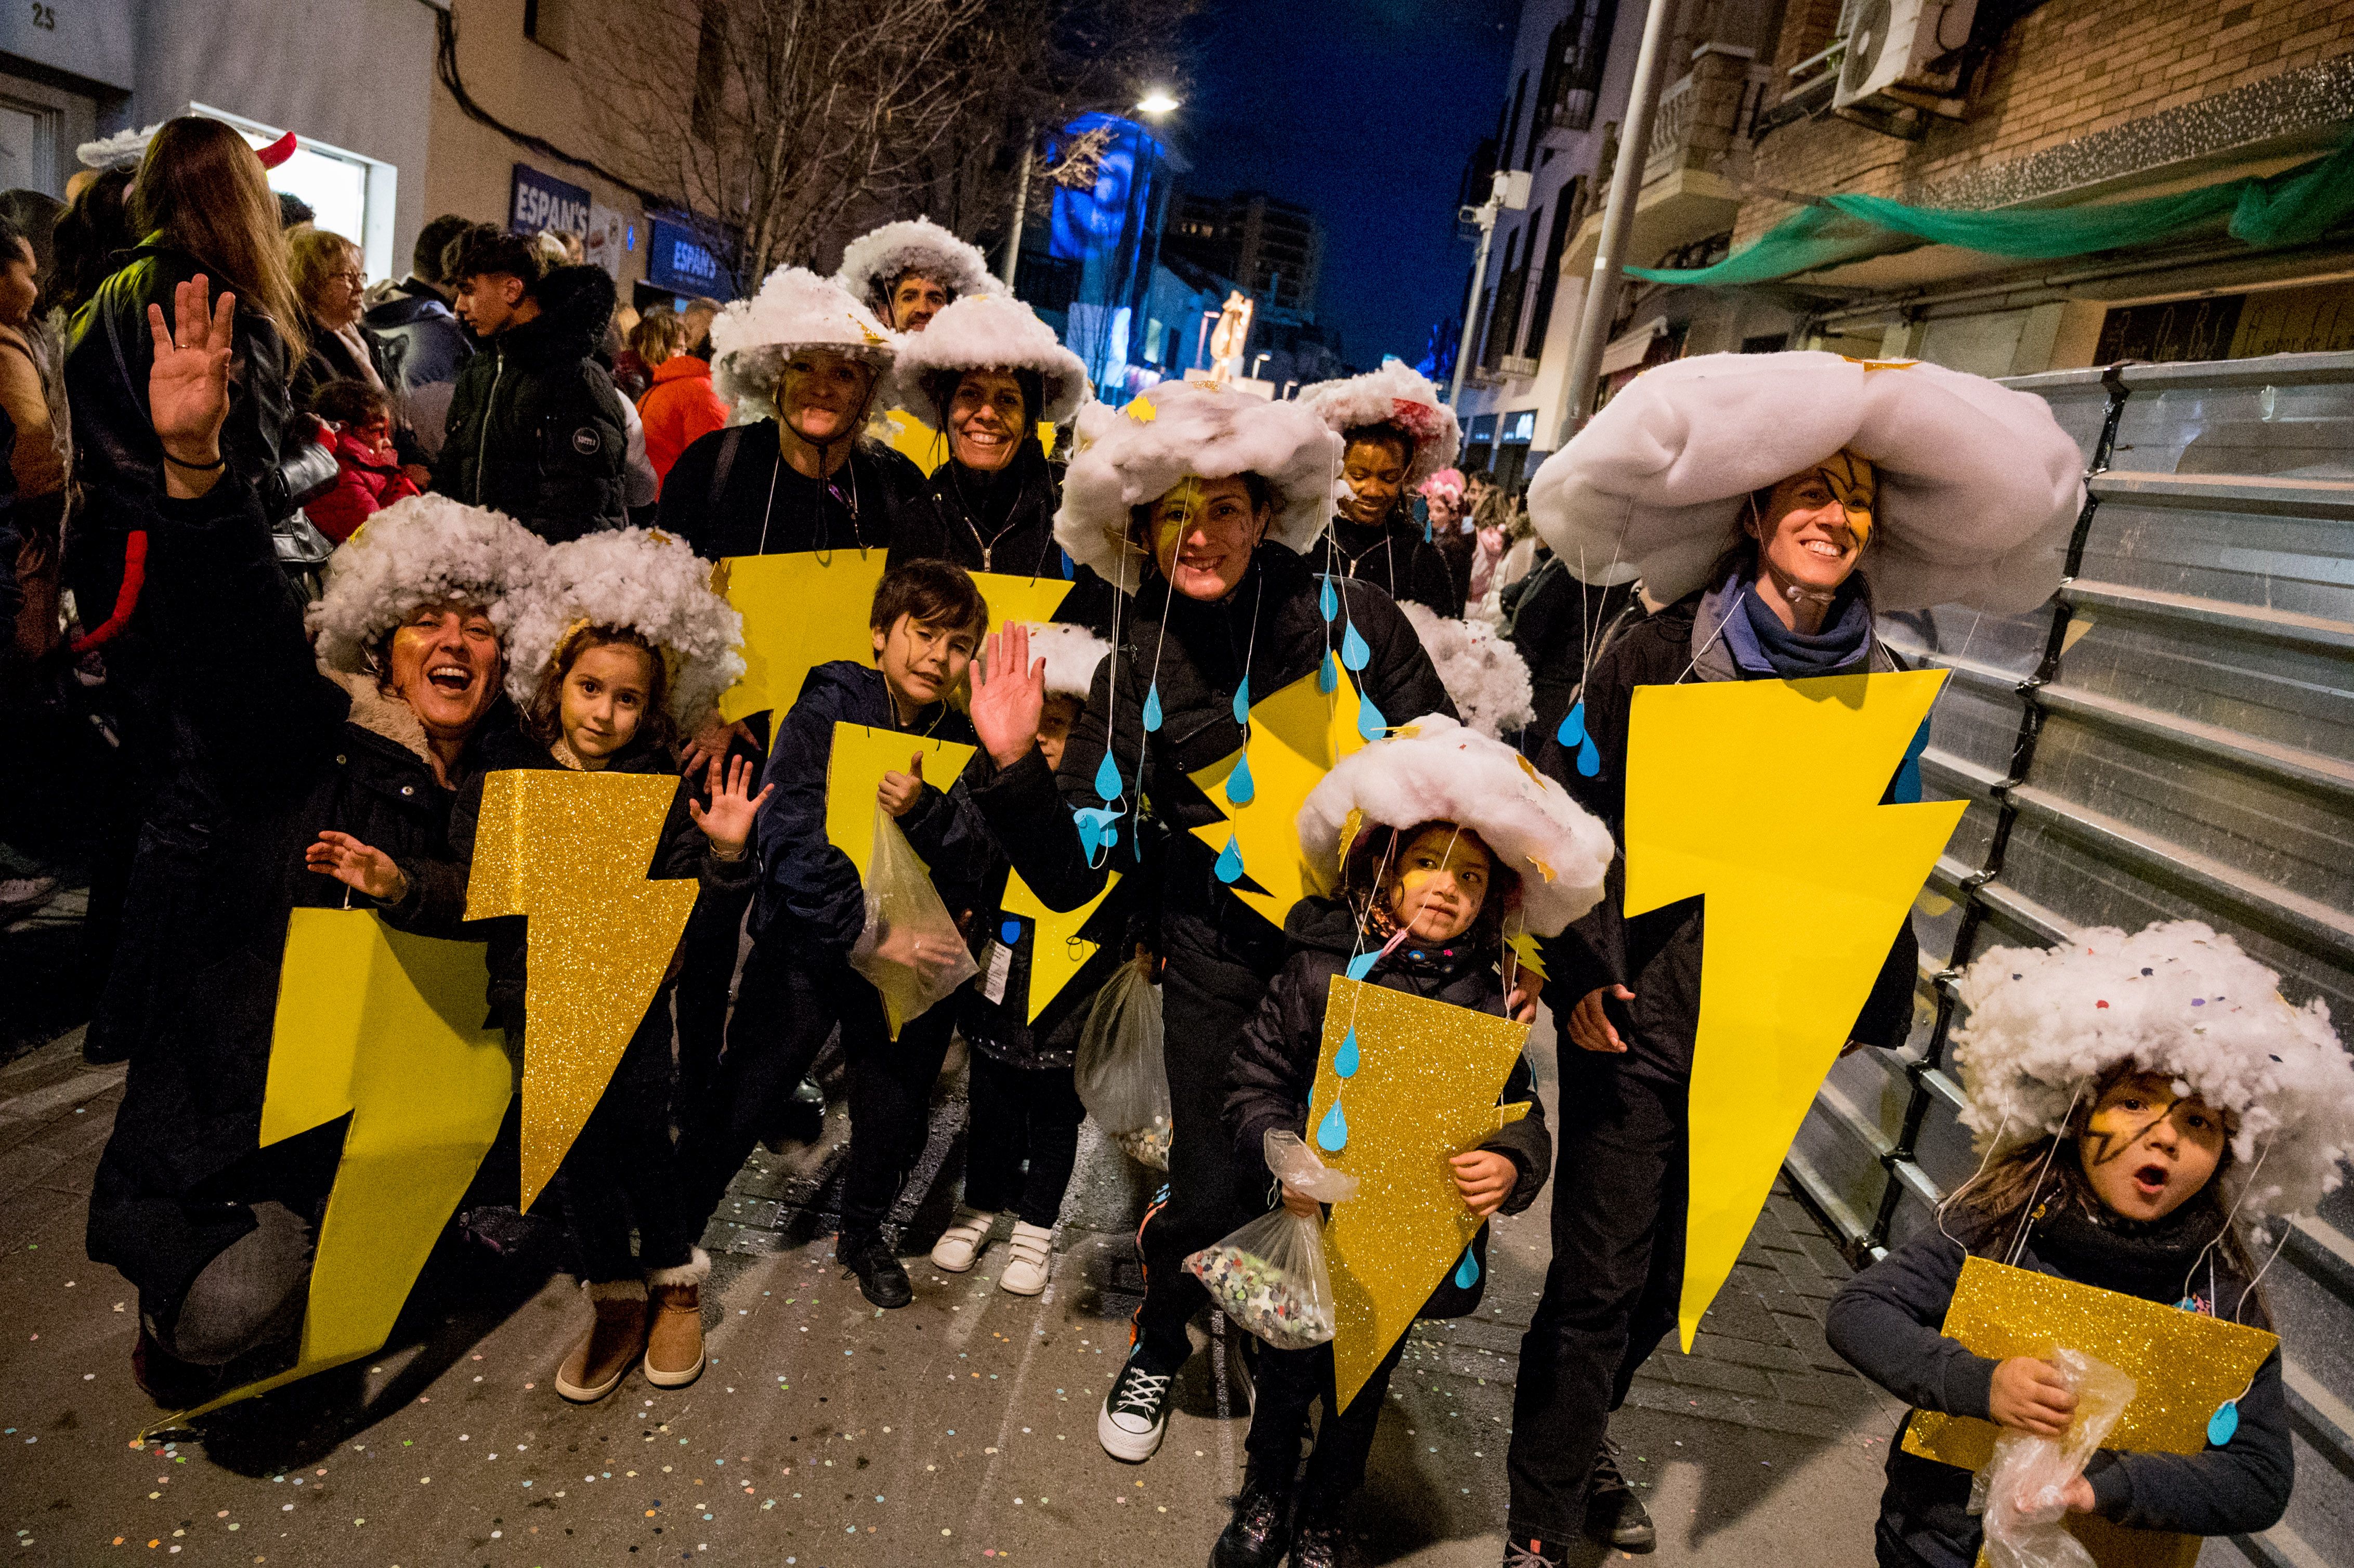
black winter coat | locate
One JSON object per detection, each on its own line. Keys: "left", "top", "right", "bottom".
{"left": 749, "top": 659, "right": 987, "bottom": 959}
{"left": 655, "top": 419, "right": 930, "bottom": 563}
{"left": 431, "top": 265, "right": 627, "bottom": 541}
{"left": 84, "top": 476, "right": 494, "bottom": 1314}
{"left": 362, "top": 278, "right": 471, "bottom": 397}
{"left": 1535, "top": 590, "right": 1918, "bottom": 1084}
{"left": 1323, "top": 512, "right": 1464, "bottom": 617}
{"left": 886, "top": 442, "right": 1127, "bottom": 637}
{"left": 1498, "top": 555, "right": 1641, "bottom": 750}
{"left": 1828, "top": 1214, "right": 2291, "bottom": 1567}
{"left": 969, "top": 546, "right": 1454, "bottom": 985}
{"left": 1224, "top": 895, "right": 1552, "bottom": 1316}
{"left": 449, "top": 722, "right": 758, "bottom": 1029}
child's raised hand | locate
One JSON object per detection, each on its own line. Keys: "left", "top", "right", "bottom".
{"left": 878, "top": 751, "right": 926, "bottom": 818}
{"left": 689, "top": 754, "right": 773, "bottom": 857}
{"left": 1450, "top": 1151, "right": 1516, "bottom": 1217}
{"left": 305, "top": 830, "right": 409, "bottom": 904}
{"left": 969, "top": 624, "right": 1046, "bottom": 769}
{"left": 1989, "top": 1356, "right": 2077, "bottom": 1437}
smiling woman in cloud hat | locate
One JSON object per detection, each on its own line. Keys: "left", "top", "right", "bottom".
{"left": 1297, "top": 362, "right": 1468, "bottom": 616}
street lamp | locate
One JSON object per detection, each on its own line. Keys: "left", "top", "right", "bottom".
{"left": 1002, "top": 92, "right": 1183, "bottom": 290}
{"left": 1136, "top": 90, "right": 1182, "bottom": 115}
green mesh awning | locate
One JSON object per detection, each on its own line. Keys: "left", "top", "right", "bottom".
{"left": 1625, "top": 133, "right": 2354, "bottom": 288}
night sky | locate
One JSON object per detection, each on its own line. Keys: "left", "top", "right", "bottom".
{"left": 1174, "top": 0, "right": 1520, "bottom": 370}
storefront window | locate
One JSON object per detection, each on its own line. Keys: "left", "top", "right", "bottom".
{"left": 193, "top": 104, "right": 395, "bottom": 280}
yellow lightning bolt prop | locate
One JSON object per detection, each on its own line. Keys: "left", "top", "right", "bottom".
{"left": 875, "top": 410, "right": 1060, "bottom": 473}
{"left": 823, "top": 724, "right": 978, "bottom": 877}
{"left": 1305, "top": 975, "right": 1532, "bottom": 1407}
{"left": 465, "top": 770, "right": 699, "bottom": 1211}
{"left": 712, "top": 548, "right": 891, "bottom": 723}
{"left": 1001, "top": 870, "right": 1117, "bottom": 1023}
{"left": 143, "top": 909, "right": 511, "bottom": 1432}
{"left": 1624, "top": 670, "right": 1961, "bottom": 1350}
{"left": 1186, "top": 664, "right": 1371, "bottom": 930}
{"left": 966, "top": 572, "right": 1074, "bottom": 637}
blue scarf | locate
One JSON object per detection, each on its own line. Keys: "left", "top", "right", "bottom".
{"left": 1722, "top": 572, "right": 1874, "bottom": 678}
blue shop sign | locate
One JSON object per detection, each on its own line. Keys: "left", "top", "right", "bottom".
{"left": 510, "top": 165, "right": 591, "bottom": 237}
{"left": 648, "top": 218, "right": 733, "bottom": 300}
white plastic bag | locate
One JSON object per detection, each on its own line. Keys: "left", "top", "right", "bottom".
{"left": 1075, "top": 956, "right": 1172, "bottom": 1169}
{"left": 1971, "top": 1346, "right": 2138, "bottom": 1568}
{"left": 1183, "top": 1131, "right": 1360, "bottom": 1350}
{"left": 848, "top": 804, "right": 979, "bottom": 1038}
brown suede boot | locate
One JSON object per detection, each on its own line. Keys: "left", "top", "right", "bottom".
{"left": 555, "top": 1280, "right": 648, "bottom": 1403}
{"left": 643, "top": 1248, "right": 711, "bottom": 1389}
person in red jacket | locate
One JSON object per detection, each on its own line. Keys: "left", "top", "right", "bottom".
{"left": 636, "top": 322, "right": 728, "bottom": 488}
{"left": 305, "top": 377, "right": 421, "bottom": 542}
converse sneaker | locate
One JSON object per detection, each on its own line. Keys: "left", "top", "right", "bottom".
{"left": 1210, "top": 1478, "right": 1294, "bottom": 1568}
{"left": 997, "top": 1221, "right": 1054, "bottom": 1296}
{"left": 1586, "top": 1438, "right": 1655, "bottom": 1550}
{"left": 930, "top": 1209, "right": 995, "bottom": 1273}
{"left": 1502, "top": 1536, "right": 1562, "bottom": 1568}
{"left": 1097, "top": 1345, "right": 1179, "bottom": 1461}
{"left": 643, "top": 1250, "right": 710, "bottom": 1388}
{"left": 555, "top": 1280, "right": 649, "bottom": 1403}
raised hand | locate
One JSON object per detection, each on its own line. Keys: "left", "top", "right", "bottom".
{"left": 878, "top": 751, "right": 925, "bottom": 818}
{"left": 689, "top": 754, "right": 773, "bottom": 857}
{"left": 146, "top": 274, "right": 236, "bottom": 496}
{"left": 305, "top": 830, "right": 410, "bottom": 904}
{"left": 969, "top": 623, "right": 1046, "bottom": 769}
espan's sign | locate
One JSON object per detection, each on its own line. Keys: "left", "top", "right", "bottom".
{"left": 648, "top": 218, "right": 731, "bottom": 299}
{"left": 511, "top": 165, "right": 591, "bottom": 238}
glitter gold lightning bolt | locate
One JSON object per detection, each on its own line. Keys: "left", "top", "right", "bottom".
{"left": 1622, "top": 670, "right": 1961, "bottom": 1350}
{"left": 142, "top": 909, "right": 511, "bottom": 1432}
{"left": 713, "top": 548, "right": 892, "bottom": 723}
{"left": 465, "top": 770, "right": 699, "bottom": 1211}
{"left": 1186, "top": 664, "right": 1371, "bottom": 930}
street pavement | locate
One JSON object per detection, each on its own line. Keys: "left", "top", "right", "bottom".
{"left": 0, "top": 1005, "right": 1908, "bottom": 1567}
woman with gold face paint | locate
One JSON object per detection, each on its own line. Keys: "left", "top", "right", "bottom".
{"left": 964, "top": 380, "right": 1458, "bottom": 1466}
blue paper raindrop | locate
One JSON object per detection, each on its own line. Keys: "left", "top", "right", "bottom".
{"left": 1345, "top": 950, "right": 1379, "bottom": 982}
{"left": 1319, "top": 577, "right": 1339, "bottom": 623}
{"left": 1557, "top": 701, "right": 1586, "bottom": 747}
{"left": 1225, "top": 750, "right": 1255, "bottom": 806}
{"left": 1213, "top": 834, "right": 1245, "bottom": 884}
{"left": 1093, "top": 750, "right": 1122, "bottom": 802}
{"left": 1141, "top": 682, "right": 1163, "bottom": 733}
{"left": 1315, "top": 1097, "right": 1348, "bottom": 1153}
{"left": 1357, "top": 691, "right": 1387, "bottom": 743}
{"left": 1000, "top": 920, "right": 1022, "bottom": 945}
{"left": 1075, "top": 805, "right": 1122, "bottom": 860}
{"left": 1340, "top": 619, "right": 1371, "bottom": 672}
{"left": 1453, "top": 1247, "right": 1480, "bottom": 1289}
{"left": 1319, "top": 649, "right": 1339, "bottom": 692}
{"left": 1576, "top": 734, "right": 1601, "bottom": 777}
{"left": 1335, "top": 1026, "right": 1359, "bottom": 1078}
{"left": 2208, "top": 1400, "right": 2239, "bottom": 1446}
{"left": 1232, "top": 676, "right": 1251, "bottom": 726}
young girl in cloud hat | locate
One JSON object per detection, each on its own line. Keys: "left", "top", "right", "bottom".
{"left": 1828, "top": 920, "right": 2354, "bottom": 1568}
{"left": 1210, "top": 713, "right": 1612, "bottom": 1568}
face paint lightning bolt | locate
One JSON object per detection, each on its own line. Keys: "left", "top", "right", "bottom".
{"left": 1620, "top": 670, "right": 1961, "bottom": 1351}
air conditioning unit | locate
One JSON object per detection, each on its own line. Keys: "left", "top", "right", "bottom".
{"left": 1834, "top": 0, "right": 1978, "bottom": 121}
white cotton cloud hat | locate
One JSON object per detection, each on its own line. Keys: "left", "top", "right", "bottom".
{"left": 1054, "top": 381, "right": 1344, "bottom": 583}
{"left": 1297, "top": 713, "right": 1615, "bottom": 937}
{"left": 1296, "top": 362, "right": 1464, "bottom": 491}
{"left": 307, "top": 493, "right": 547, "bottom": 675}
{"left": 834, "top": 217, "right": 1004, "bottom": 317}
{"left": 709, "top": 266, "right": 898, "bottom": 413}
{"left": 1021, "top": 621, "right": 1113, "bottom": 699}
{"left": 500, "top": 527, "right": 746, "bottom": 731}
{"left": 889, "top": 293, "right": 1093, "bottom": 426}
{"left": 1525, "top": 351, "right": 2086, "bottom": 613}
{"left": 1952, "top": 921, "right": 2354, "bottom": 1224}
{"left": 1398, "top": 602, "right": 1535, "bottom": 741}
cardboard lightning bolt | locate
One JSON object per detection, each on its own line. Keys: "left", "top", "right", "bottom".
{"left": 712, "top": 549, "right": 891, "bottom": 723}
{"left": 1305, "top": 975, "right": 1532, "bottom": 1407}
{"left": 1001, "top": 870, "right": 1118, "bottom": 1023}
{"left": 966, "top": 571, "right": 1074, "bottom": 638}
{"left": 465, "top": 770, "right": 699, "bottom": 1211}
{"left": 1624, "top": 670, "right": 1961, "bottom": 1350}
{"left": 1905, "top": 1256, "right": 2278, "bottom": 1568}
{"left": 823, "top": 723, "right": 978, "bottom": 877}
{"left": 145, "top": 909, "right": 512, "bottom": 1431}
{"left": 877, "top": 410, "right": 1060, "bottom": 474}
{"left": 1188, "top": 665, "right": 1373, "bottom": 930}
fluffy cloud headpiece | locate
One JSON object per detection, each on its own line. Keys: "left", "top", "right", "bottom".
{"left": 1952, "top": 921, "right": 2354, "bottom": 1223}
{"left": 500, "top": 528, "right": 745, "bottom": 730}
{"left": 1526, "top": 351, "right": 2085, "bottom": 613}
{"left": 306, "top": 493, "right": 546, "bottom": 674}
{"left": 1297, "top": 363, "right": 1463, "bottom": 491}
{"left": 890, "top": 294, "right": 1092, "bottom": 426}
{"left": 709, "top": 266, "right": 898, "bottom": 413}
{"left": 834, "top": 218, "right": 1003, "bottom": 316}
{"left": 1297, "top": 713, "right": 1614, "bottom": 937}
{"left": 1398, "top": 602, "right": 1534, "bottom": 741}
{"left": 1021, "top": 621, "right": 1112, "bottom": 699}
{"left": 1054, "top": 382, "right": 1344, "bottom": 583}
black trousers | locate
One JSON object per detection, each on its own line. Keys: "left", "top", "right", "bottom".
{"left": 962, "top": 1050, "right": 1086, "bottom": 1229}
{"left": 1245, "top": 1331, "right": 1411, "bottom": 1515}
{"left": 558, "top": 994, "right": 697, "bottom": 1283}
{"left": 678, "top": 939, "right": 954, "bottom": 1240}
{"left": 1505, "top": 1057, "right": 1688, "bottom": 1543}
{"left": 672, "top": 894, "right": 744, "bottom": 1122}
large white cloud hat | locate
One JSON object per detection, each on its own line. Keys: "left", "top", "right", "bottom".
{"left": 500, "top": 527, "right": 746, "bottom": 730}
{"left": 307, "top": 494, "right": 547, "bottom": 675}
{"left": 1296, "top": 362, "right": 1463, "bottom": 492}
{"left": 834, "top": 217, "right": 1004, "bottom": 317}
{"left": 709, "top": 266, "right": 898, "bottom": 412}
{"left": 890, "top": 293, "right": 1093, "bottom": 426}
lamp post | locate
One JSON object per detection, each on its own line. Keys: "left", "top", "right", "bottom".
{"left": 1002, "top": 92, "right": 1181, "bottom": 291}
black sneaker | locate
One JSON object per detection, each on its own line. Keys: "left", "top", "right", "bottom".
{"left": 1501, "top": 1536, "right": 1562, "bottom": 1568}
{"left": 1287, "top": 1522, "right": 1343, "bottom": 1568}
{"left": 1586, "top": 1439, "right": 1655, "bottom": 1551}
{"left": 1097, "top": 1344, "right": 1180, "bottom": 1461}
{"left": 1210, "top": 1480, "right": 1293, "bottom": 1568}
{"left": 839, "top": 1233, "right": 912, "bottom": 1309}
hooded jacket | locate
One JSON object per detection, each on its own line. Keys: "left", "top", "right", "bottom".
{"left": 431, "top": 264, "right": 627, "bottom": 541}
{"left": 637, "top": 354, "right": 727, "bottom": 484}
{"left": 84, "top": 473, "right": 499, "bottom": 1316}
{"left": 361, "top": 278, "right": 470, "bottom": 462}
{"left": 1224, "top": 894, "right": 1551, "bottom": 1315}
{"left": 307, "top": 425, "right": 422, "bottom": 544}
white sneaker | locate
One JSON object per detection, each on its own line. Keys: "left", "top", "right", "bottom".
{"left": 1097, "top": 1349, "right": 1177, "bottom": 1462}
{"left": 929, "top": 1208, "right": 996, "bottom": 1273}
{"left": 998, "top": 1221, "right": 1054, "bottom": 1296}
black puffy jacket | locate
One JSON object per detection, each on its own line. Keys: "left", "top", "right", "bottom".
{"left": 431, "top": 265, "right": 626, "bottom": 541}
{"left": 889, "top": 441, "right": 1126, "bottom": 634}
{"left": 1321, "top": 512, "right": 1464, "bottom": 617}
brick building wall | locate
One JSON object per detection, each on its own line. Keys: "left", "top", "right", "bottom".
{"left": 1734, "top": 0, "right": 2354, "bottom": 245}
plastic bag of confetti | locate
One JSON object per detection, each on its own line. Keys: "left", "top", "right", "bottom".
{"left": 1970, "top": 1345, "right": 2137, "bottom": 1568}
{"left": 1183, "top": 1132, "right": 1358, "bottom": 1349}
{"left": 1076, "top": 956, "right": 1172, "bottom": 1169}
